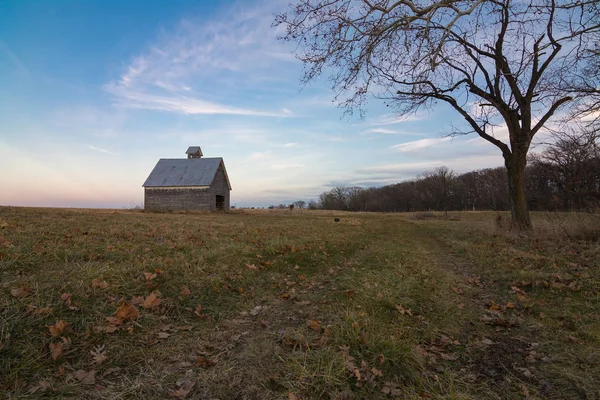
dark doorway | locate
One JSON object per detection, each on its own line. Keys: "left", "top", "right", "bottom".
{"left": 216, "top": 195, "right": 225, "bottom": 210}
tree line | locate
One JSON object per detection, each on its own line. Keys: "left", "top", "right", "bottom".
{"left": 310, "top": 131, "right": 600, "bottom": 213}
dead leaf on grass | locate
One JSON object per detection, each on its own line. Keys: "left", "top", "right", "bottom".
{"left": 108, "top": 303, "right": 139, "bottom": 325}
{"left": 27, "top": 306, "right": 53, "bottom": 316}
{"left": 91, "top": 344, "right": 107, "bottom": 365}
{"left": 143, "top": 291, "right": 161, "bottom": 309}
{"left": 395, "top": 304, "right": 413, "bottom": 316}
{"left": 72, "top": 370, "right": 96, "bottom": 385}
{"left": 48, "top": 320, "right": 69, "bottom": 337}
{"left": 193, "top": 305, "right": 210, "bottom": 320}
{"left": 307, "top": 319, "right": 321, "bottom": 332}
{"left": 452, "top": 287, "right": 464, "bottom": 295}
{"left": 143, "top": 272, "right": 157, "bottom": 281}
{"left": 61, "top": 293, "right": 72, "bottom": 305}
{"left": 27, "top": 380, "right": 51, "bottom": 394}
{"left": 245, "top": 263, "right": 259, "bottom": 270}
{"left": 158, "top": 332, "right": 172, "bottom": 339}
{"left": 196, "top": 356, "right": 217, "bottom": 368}
{"left": 180, "top": 286, "right": 191, "bottom": 296}
{"left": 510, "top": 286, "right": 527, "bottom": 296}
{"left": 173, "top": 379, "right": 196, "bottom": 398}
{"left": 130, "top": 296, "right": 144, "bottom": 305}
{"left": 11, "top": 284, "right": 32, "bottom": 298}
{"left": 91, "top": 279, "right": 109, "bottom": 289}
{"left": 49, "top": 342, "right": 63, "bottom": 360}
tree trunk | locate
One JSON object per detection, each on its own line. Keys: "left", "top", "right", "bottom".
{"left": 505, "top": 153, "right": 533, "bottom": 231}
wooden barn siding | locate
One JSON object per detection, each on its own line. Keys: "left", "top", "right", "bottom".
{"left": 144, "top": 188, "right": 215, "bottom": 211}
{"left": 144, "top": 164, "right": 230, "bottom": 211}
{"left": 208, "top": 165, "right": 230, "bottom": 210}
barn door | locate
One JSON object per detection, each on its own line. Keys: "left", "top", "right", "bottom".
{"left": 215, "top": 195, "right": 225, "bottom": 210}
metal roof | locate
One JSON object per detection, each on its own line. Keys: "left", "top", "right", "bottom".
{"left": 186, "top": 146, "right": 203, "bottom": 155}
{"left": 142, "top": 158, "right": 231, "bottom": 189}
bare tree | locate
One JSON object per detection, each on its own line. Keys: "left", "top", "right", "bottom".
{"left": 293, "top": 200, "right": 307, "bottom": 209}
{"left": 275, "top": 0, "right": 600, "bottom": 230}
{"left": 531, "top": 126, "right": 600, "bottom": 209}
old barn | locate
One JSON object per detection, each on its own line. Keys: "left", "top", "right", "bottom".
{"left": 142, "top": 146, "right": 231, "bottom": 212}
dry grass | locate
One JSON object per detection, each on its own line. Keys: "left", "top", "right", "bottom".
{"left": 0, "top": 207, "right": 598, "bottom": 399}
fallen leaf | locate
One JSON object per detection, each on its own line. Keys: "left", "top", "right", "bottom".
{"left": 158, "top": 332, "right": 171, "bottom": 339}
{"left": 49, "top": 342, "right": 63, "bottom": 360}
{"left": 130, "top": 296, "right": 144, "bottom": 305}
{"left": 180, "top": 286, "right": 191, "bottom": 296}
{"left": 173, "top": 379, "right": 195, "bottom": 398}
{"left": 452, "top": 287, "right": 464, "bottom": 295}
{"left": 307, "top": 319, "right": 321, "bottom": 332}
{"left": 114, "top": 303, "right": 139, "bottom": 322}
{"left": 482, "top": 338, "right": 495, "bottom": 345}
{"left": 345, "top": 289, "right": 356, "bottom": 297}
{"left": 48, "top": 320, "right": 69, "bottom": 337}
{"left": 520, "top": 383, "right": 530, "bottom": 397}
{"left": 27, "top": 380, "right": 51, "bottom": 394}
{"left": 105, "top": 316, "right": 122, "bottom": 326}
{"left": 395, "top": 304, "right": 413, "bottom": 316}
{"left": 91, "top": 344, "right": 107, "bottom": 365}
{"left": 489, "top": 302, "right": 503, "bottom": 311}
{"left": 143, "top": 272, "right": 157, "bottom": 281}
{"left": 28, "top": 307, "right": 53, "bottom": 316}
{"left": 11, "top": 284, "right": 32, "bottom": 298}
{"left": 193, "top": 305, "right": 209, "bottom": 320}
{"left": 245, "top": 263, "right": 259, "bottom": 270}
{"left": 91, "top": 279, "right": 109, "bottom": 289}
{"left": 288, "top": 393, "right": 299, "bottom": 400}
{"left": 143, "top": 291, "right": 161, "bottom": 309}
{"left": 510, "top": 286, "right": 527, "bottom": 296}
{"left": 61, "top": 293, "right": 72, "bottom": 305}
{"left": 72, "top": 370, "right": 96, "bottom": 385}
{"left": 196, "top": 356, "right": 217, "bottom": 368}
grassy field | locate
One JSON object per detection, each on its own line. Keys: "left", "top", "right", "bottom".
{"left": 0, "top": 207, "right": 598, "bottom": 399}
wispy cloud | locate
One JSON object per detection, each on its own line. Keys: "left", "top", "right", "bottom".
{"left": 391, "top": 137, "right": 451, "bottom": 152}
{"left": 361, "top": 128, "right": 423, "bottom": 135}
{"left": 104, "top": 88, "right": 289, "bottom": 116}
{"left": 104, "top": 1, "right": 297, "bottom": 117}
{"left": 0, "top": 41, "right": 30, "bottom": 76}
{"left": 358, "top": 112, "right": 428, "bottom": 127}
{"left": 88, "top": 145, "right": 120, "bottom": 156}
{"left": 356, "top": 154, "right": 503, "bottom": 176}
{"left": 271, "top": 163, "right": 305, "bottom": 170}
{"left": 249, "top": 151, "right": 271, "bottom": 160}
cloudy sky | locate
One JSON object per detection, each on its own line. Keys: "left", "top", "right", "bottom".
{"left": 0, "top": 0, "right": 507, "bottom": 208}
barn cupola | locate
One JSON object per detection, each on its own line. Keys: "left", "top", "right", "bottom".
{"left": 186, "top": 146, "right": 203, "bottom": 159}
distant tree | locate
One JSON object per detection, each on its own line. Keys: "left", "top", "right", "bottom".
{"left": 346, "top": 187, "right": 366, "bottom": 211}
{"left": 330, "top": 186, "right": 349, "bottom": 210}
{"left": 276, "top": 0, "right": 600, "bottom": 230}
{"left": 531, "top": 127, "right": 600, "bottom": 209}
{"left": 307, "top": 200, "right": 319, "bottom": 210}
{"left": 293, "top": 200, "right": 307, "bottom": 209}
{"left": 419, "top": 167, "right": 456, "bottom": 214}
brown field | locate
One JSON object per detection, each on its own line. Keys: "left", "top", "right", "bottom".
{"left": 0, "top": 207, "right": 599, "bottom": 399}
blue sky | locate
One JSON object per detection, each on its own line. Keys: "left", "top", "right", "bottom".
{"left": 0, "top": 0, "right": 506, "bottom": 208}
